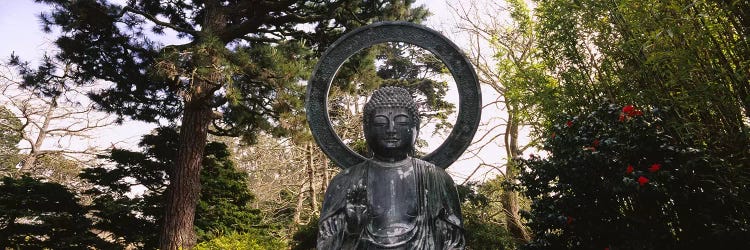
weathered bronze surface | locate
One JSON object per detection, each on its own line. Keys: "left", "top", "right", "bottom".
{"left": 317, "top": 86, "right": 465, "bottom": 249}
{"left": 306, "top": 22, "right": 480, "bottom": 250}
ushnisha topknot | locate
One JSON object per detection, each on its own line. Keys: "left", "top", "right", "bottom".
{"left": 363, "top": 86, "right": 420, "bottom": 127}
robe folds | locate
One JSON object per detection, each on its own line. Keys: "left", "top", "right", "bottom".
{"left": 318, "top": 157, "right": 465, "bottom": 249}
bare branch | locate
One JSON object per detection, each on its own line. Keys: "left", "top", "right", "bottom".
{"left": 1, "top": 60, "right": 116, "bottom": 188}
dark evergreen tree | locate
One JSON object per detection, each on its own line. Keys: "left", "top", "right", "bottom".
{"left": 30, "top": 1, "right": 427, "bottom": 247}
{"left": 81, "top": 127, "right": 272, "bottom": 249}
{"left": 194, "top": 142, "right": 269, "bottom": 241}
{"left": 0, "top": 176, "right": 111, "bottom": 249}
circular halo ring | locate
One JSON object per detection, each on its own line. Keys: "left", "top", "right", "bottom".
{"left": 305, "top": 21, "right": 481, "bottom": 169}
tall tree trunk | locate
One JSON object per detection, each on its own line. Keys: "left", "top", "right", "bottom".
{"left": 503, "top": 108, "right": 531, "bottom": 244}
{"left": 502, "top": 182, "right": 531, "bottom": 243}
{"left": 159, "top": 2, "right": 225, "bottom": 249}
{"left": 159, "top": 98, "right": 211, "bottom": 249}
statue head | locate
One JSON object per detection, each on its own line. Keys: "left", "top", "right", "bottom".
{"left": 363, "top": 86, "right": 420, "bottom": 161}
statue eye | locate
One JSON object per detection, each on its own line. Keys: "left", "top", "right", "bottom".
{"left": 394, "top": 115, "right": 410, "bottom": 125}
{"left": 373, "top": 116, "right": 388, "bottom": 126}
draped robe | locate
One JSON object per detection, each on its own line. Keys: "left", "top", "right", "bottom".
{"left": 318, "top": 157, "right": 464, "bottom": 249}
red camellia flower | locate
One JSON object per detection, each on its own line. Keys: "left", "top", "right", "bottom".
{"left": 649, "top": 163, "right": 661, "bottom": 172}
{"left": 618, "top": 113, "right": 626, "bottom": 122}
{"left": 593, "top": 139, "right": 600, "bottom": 147}
{"left": 622, "top": 105, "right": 635, "bottom": 115}
{"left": 566, "top": 120, "right": 573, "bottom": 127}
{"left": 622, "top": 105, "right": 644, "bottom": 117}
{"left": 626, "top": 165, "right": 634, "bottom": 174}
{"left": 638, "top": 176, "right": 649, "bottom": 186}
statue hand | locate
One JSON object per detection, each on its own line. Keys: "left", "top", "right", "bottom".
{"left": 344, "top": 185, "right": 368, "bottom": 234}
{"left": 345, "top": 202, "right": 368, "bottom": 234}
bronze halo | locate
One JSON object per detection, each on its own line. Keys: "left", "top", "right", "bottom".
{"left": 305, "top": 21, "right": 481, "bottom": 169}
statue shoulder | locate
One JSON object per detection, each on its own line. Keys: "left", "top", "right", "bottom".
{"left": 412, "top": 157, "right": 445, "bottom": 172}
{"left": 330, "top": 161, "right": 367, "bottom": 179}
{"left": 412, "top": 158, "right": 455, "bottom": 182}
{"left": 412, "top": 157, "right": 437, "bottom": 168}
{"left": 326, "top": 161, "right": 368, "bottom": 191}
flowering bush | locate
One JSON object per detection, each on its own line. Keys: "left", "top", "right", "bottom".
{"left": 518, "top": 103, "right": 750, "bottom": 249}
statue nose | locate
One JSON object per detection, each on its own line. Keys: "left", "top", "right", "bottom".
{"left": 386, "top": 121, "right": 396, "bottom": 133}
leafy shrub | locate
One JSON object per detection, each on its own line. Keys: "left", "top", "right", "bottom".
{"left": 290, "top": 215, "right": 319, "bottom": 250}
{"left": 459, "top": 182, "right": 516, "bottom": 250}
{"left": 195, "top": 231, "right": 287, "bottom": 250}
{"left": 519, "top": 103, "right": 750, "bottom": 249}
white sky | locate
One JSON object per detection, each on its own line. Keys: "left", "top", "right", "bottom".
{"left": 0, "top": 0, "right": 511, "bottom": 183}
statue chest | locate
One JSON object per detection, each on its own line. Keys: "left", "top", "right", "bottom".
{"left": 366, "top": 164, "right": 419, "bottom": 236}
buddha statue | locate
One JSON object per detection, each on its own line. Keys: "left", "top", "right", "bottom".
{"left": 318, "top": 86, "right": 465, "bottom": 249}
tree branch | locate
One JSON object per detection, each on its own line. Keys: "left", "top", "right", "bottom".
{"left": 118, "top": 6, "right": 198, "bottom": 37}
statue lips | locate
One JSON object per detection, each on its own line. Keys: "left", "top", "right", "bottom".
{"left": 383, "top": 137, "right": 401, "bottom": 147}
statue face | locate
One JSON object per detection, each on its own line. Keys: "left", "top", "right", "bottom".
{"left": 365, "top": 107, "right": 417, "bottom": 160}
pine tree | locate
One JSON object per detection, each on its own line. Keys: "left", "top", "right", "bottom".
{"left": 0, "top": 175, "right": 111, "bottom": 249}
{"left": 31, "top": 1, "right": 427, "bottom": 247}
{"left": 81, "top": 127, "right": 279, "bottom": 248}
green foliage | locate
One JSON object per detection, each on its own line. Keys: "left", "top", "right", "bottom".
{"left": 0, "top": 106, "right": 21, "bottom": 172}
{"left": 531, "top": 0, "right": 750, "bottom": 149}
{"left": 342, "top": 42, "right": 455, "bottom": 124}
{"left": 0, "top": 175, "right": 111, "bottom": 249}
{"left": 290, "top": 215, "right": 320, "bottom": 250}
{"left": 519, "top": 103, "right": 750, "bottom": 249}
{"left": 80, "top": 127, "right": 272, "bottom": 248}
{"left": 195, "top": 142, "right": 268, "bottom": 241}
{"left": 519, "top": 1, "right": 750, "bottom": 246}
{"left": 30, "top": 0, "right": 430, "bottom": 140}
{"left": 492, "top": 0, "right": 554, "bottom": 130}
{"left": 503, "top": 0, "right": 750, "bottom": 248}
{"left": 29, "top": 2, "right": 432, "bottom": 245}
{"left": 195, "top": 231, "right": 287, "bottom": 250}
{"left": 458, "top": 182, "right": 517, "bottom": 250}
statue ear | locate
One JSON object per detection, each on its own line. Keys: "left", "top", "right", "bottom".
{"left": 410, "top": 126, "right": 419, "bottom": 156}
{"left": 366, "top": 144, "right": 374, "bottom": 158}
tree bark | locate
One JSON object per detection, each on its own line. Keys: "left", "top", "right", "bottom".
{"left": 321, "top": 157, "right": 330, "bottom": 192}
{"left": 19, "top": 96, "right": 57, "bottom": 174}
{"left": 159, "top": 2, "right": 225, "bottom": 249}
{"left": 293, "top": 182, "right": 307, "bottom": 224}
{"left": 502, "top": 108, "right": 531, "bottom": 244}
{"left": 159, "top": 99, "right": 211, "bottom": 249}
